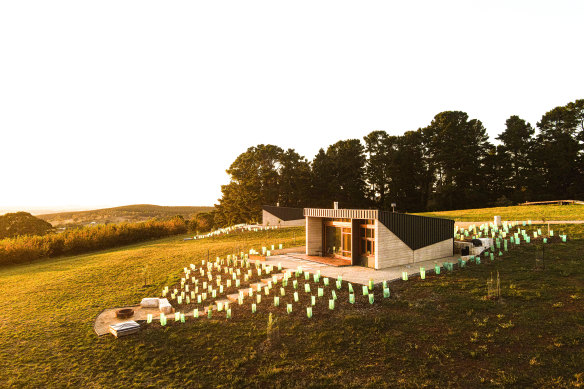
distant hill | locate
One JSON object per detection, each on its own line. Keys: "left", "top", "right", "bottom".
{"left": 37, "top": 204, "right": 214, "bottom": 227}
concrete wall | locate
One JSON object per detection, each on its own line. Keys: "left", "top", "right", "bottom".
{"left": 413, "top": 238, "right": 453, "bottom": 262}
{"left": 376, "top": 221, "right": 452, "bottom": 269}
{"left": 262, "top": 210, "right": 305, "bottom": 227}
{"left": 306, "top": 217, "right": 323, "bottom": 256}
{"left": 376, "top": 220, "right": 414, "bottom": 269}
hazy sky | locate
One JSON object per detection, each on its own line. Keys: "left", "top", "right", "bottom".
{"left": 1, "top": 1, "right": 583, "bottom": 212}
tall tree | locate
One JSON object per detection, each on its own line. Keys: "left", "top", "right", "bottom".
{"left": 495, "top": 115, "right": 535, "bottom": 202}
{"left": 277, "top": 149, "right": 312, "bottom": 207}
{"left": 311, "top": 139, "right": 367, "bottom": 208}
{"left": 480, "top": 143, "right": 508, "bottom": 205}
{"left": 391, "top": 130, "right": 433, "bottom": 212}
{"left": 363, "top": 131, "right": 398, "bottom": 207}
{"left": 328, "top": 139, "right": 367, "bottom": 208}
{"left": 214, "top": 144, "right": 314, "bottom": 226}
{"left": 534, "top": 102, "right": 583, "bottom": 199}
{"left": 310, "top": 148, "right": 336, "bottom": 207}
{"left": 566, "top": 99, "right": 584, "bottom": 197}
{"left": 422, "top": 111, "right": 491, "bottom": 210}
{"left": 215, "top": 144, "right": 283, "bottom": 225}
{"left": 566, "top": 99, "right": 584, "bottom": 143}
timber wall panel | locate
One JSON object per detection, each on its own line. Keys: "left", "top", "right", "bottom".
{"left": 304, "top": 209, "right": 378, "bottom": 219}
{"left": 306, "top": 217, "right": 323, "bottom": 255}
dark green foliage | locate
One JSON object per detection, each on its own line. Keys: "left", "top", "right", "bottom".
{"left": 0, "top": 212, "right": 53, "bottom": 238}
{"left": 215, "top": 100, "right": 583, "bottom": 224}
{"left": 215, "top": 145, "right": 312, "bottom": 225}
{"left": 309, "top": 148, "right": 336, "bottom": 207}
{"left": 311, "top": 139, "right": 367, "bottom": 208}
{"left": 422, "top": 111, "right": 492, "bottom": 210}
{"left": 363, "top": 131, "right": 398, "bottom": 207}
{"left": 277, "top": 149, "right": 313, "bottom": 208}
{"left": 392, "top": 130, "right": 433, "bottom": 212}
{"left": 533, "top": 101, "right": 584, "bottom": 199}
{"left": 496, "top": 115, "right": 536, "bottom": 202}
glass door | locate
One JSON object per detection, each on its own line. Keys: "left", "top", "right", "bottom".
{"left": 325, "top": 225, "right": 342, "bottom": 256}
{"left": 324, "top": 220, "right": 352, "bottom": 259}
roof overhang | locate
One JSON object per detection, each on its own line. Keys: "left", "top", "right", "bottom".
{"left": 303, "top": 208, "right": 378, "bottom": 219}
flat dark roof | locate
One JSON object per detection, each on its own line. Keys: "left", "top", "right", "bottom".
{"left": 262, "top": 205, "right": 304, "bottom": 221}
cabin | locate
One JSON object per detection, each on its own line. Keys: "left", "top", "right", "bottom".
{"left": 304, "top": 207, "right": 454, "bottom": 269}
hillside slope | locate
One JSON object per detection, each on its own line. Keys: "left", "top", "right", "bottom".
{"left": 414, "top": 204, "right": 584, "bottom": 221}
{"left": 37, "top": 204, "right": 214, "bottom": 226}
{"left": 0, "top": 225, "right": 582, "bottom": 387}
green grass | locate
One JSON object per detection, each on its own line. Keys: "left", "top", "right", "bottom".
{"left": 415, "top": 204, "right": 584, "bottom": 222}
{"left": 1, "top": 225, "right": 584, "bottom": 387}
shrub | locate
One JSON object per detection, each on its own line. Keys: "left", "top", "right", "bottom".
{"left": 0, "top": 217, "right": 188, "bottom": 266}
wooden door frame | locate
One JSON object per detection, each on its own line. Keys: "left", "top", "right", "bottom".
{"left": 323, "top": 220, "right": 352, "bottom": 260}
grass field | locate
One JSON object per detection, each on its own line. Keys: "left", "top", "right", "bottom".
{"left": 1, "top": 224, "right": 583, "bottom": 387}
{"left": 415, "top": 204, "right": 584, "bottom": 222}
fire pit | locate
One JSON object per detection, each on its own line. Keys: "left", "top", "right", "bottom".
{"left": 115, "top": 308, "right": 134, "bottom": 319}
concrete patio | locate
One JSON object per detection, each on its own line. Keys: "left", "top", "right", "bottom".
{"left": 263, "top": 252, "right": 460, "bottom": 286}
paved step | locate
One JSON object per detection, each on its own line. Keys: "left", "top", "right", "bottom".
{"left": 260, "top": 273, "right": 286, "bottom": 284}
{"left": 249, "top": 283, "right": 263, "bottom": 291}
{"left": 238, "top": 288, "right": 252, "bottom": 296}
{"left": 214, "top": 298, "right": 231, "bottom": 305}
{"left": 226, "top": 293, "right": 240, "bottom": 302}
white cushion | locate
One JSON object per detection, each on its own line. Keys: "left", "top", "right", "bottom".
{"left": 158, "top": 298, "right": 173, "bottom": 314}
{"left": 140, "top": 298, "right": 159, "bottom": 308}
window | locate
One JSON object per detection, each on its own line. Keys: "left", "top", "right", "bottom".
{"left": 359, "top": 224, "right": 375, "bottom": 257}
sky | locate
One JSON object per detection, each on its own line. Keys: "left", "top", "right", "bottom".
{"left": 1, "top": 1, "right": 583, "bottom": 213}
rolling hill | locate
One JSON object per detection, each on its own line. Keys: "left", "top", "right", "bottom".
{"left": 414, "top": 204, "right": 584, "bottom": 221}
{"left": 0, "top": 223, "right": 582, "bottom": 387}
{"left": 37, "top": 204, "right": 214, "bottom": 227}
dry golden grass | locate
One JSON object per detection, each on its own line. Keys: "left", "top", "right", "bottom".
{"left": 415, "top": 204, "right": 584, "bottom": 221}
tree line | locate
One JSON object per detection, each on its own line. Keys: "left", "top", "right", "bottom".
{"left": 214, "top": 99, "right": 584, "bottom": 226}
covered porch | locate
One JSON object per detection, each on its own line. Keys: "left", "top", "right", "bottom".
{"left": 305, "top": 208, "right": 379, "bottom": 268}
